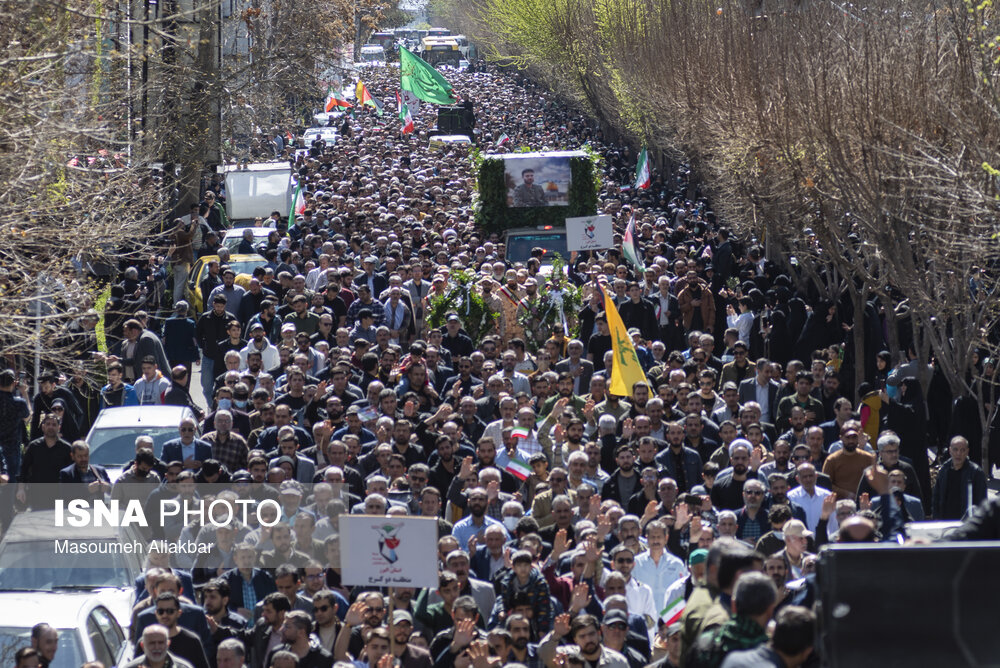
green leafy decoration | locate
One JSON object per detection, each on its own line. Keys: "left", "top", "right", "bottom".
{"left": 426, "top": 269, "right": 499, "bottom": 344}
{"left": 515, "top": 254, "right": 583, "bottom": 351}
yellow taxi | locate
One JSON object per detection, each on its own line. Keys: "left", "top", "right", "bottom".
{"left": 185, "top": 253, "right": 266, "bottom": 314}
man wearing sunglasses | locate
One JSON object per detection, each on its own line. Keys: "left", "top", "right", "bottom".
{"left": 148, "top": 592, "right": 210, "bottom": 668}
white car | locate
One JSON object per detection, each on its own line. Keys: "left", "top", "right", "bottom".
{"left": 86, "top": 405, "right": 199, "bottom": 481}
{"left": 0, "top": 511, "right": 146, "bottom": 633}
{"left": 302, "top": 127, "right": 339, "bottom": 145}
{"left": 222, "top": 226, "right": 273, "bottom": 252}
{"left": 0, "top": 592, "right": 133, "bottom": 668}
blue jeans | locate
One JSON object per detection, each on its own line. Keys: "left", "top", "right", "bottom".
{"left": 200, "top": 353, "right": 215, "bottom": 405}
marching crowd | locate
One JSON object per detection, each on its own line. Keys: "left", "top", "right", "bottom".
{"left": 2, "top": 61, "right": 997, "bottom": 668}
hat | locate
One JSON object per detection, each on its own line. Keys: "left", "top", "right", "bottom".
{"left": 281, "top": 323, "right": 297, "bottom": 333}
{"left": 603, "top": 610, "right": 629, "bottom": 626}
{"left": 364, "top": 255, "right": 378, "bottom": 263}
{"left": 391, "top": 610, "right": 413, "bottom": 625}
{"left": 446, "top": 314, "right": 460, "bottom": 322}
{"left": 231, "top": 471, "right": 252, "bottom": 483}
{"left": 279, "top": 480, "right": 303, "bottom": 496}
{"left": 249, "top": 322, "right": 265, "bottom": 332}
{"left": 688, "top": 548, "right": 708, "bottom": 566}
{"left": 783, "top": 519, "right": 813, "bottom": 538}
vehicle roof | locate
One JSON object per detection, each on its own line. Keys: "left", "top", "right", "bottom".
{"left": 197, "top": 253, "right": 266, "bottom": 264}
{"left": 432, "top": 135, "right": 471, "bottom": 142}
{"left": 0, "top": 590, "right": 102, "bottom": 628}
{"left": 89, "top": 405, "right": 194, "bottom": 431}
{"left": 2, "top": 510, "right": 126, "bottom": 543}
{"left": 218, "top": 162, "right": 291, "bottom": 174}
{"left": 223, "top": 227, "right": 272, "bottom": 238}
{"left": 504, "top": 227, "right": 567, "bottom": 235}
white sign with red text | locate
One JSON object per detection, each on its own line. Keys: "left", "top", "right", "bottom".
{"left": 339, "top": 515, "right": 439, "bottom": 588}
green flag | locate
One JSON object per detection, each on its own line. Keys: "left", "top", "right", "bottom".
{"left": 399, "top": 47, "right": 458, "bottom": 105}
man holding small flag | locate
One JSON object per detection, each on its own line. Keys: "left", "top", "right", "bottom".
{"left": 496, "top": 133, "right": 510, "bottom": 147}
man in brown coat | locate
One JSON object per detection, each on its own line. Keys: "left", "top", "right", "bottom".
{"left": 677, "top": 271, "right": 716, "bottom": 334}
{"left": 170, "top": 218, "right": 196, "bottom": 304}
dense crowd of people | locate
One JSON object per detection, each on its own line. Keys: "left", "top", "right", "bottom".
{"left": 1, "top": 59, "right": 997, "bottom": 668}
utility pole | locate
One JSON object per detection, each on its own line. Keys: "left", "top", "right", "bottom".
{"left": 354, "top": 3, "right": 362, "bottom": 63}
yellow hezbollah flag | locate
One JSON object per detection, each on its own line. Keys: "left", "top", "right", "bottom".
{"left": 604, "top": 289, "right": 648, "bottom": 397}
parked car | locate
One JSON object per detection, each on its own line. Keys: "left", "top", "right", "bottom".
{"left": 0, "top": 511, "right": 146, "bottom": 631}
{"left": 0, "top": 592, "right": 134, "bottom": 668}
{"left": 86, "top": 405, "right": 199, "bottom": 481}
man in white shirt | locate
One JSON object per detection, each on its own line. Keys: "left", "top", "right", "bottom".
{"left": 240, "top": 323, "right": 280, "bottom": 371}
{"left": 605, "top": 545, "right": 658, "bottom": 632}
{"left": 631, "top": 519, "right": 687, "bottom": 612}
{"left": 787, "top": 462, "right": 832, "bottom": 531}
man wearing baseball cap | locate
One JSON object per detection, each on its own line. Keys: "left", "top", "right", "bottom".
{"left": 775, "top": 520, "right": 814, "bottom": 581}
{"left": 821, "top": 422, "right": 875, "bottom": 500}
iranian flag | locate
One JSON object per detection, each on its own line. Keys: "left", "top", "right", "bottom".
{"left": 496, "top": 133, "right": 510, "bottom": 146}
{"left": 504, "top": 456, "right": 532, "bottom": 481}
{"left": 623, "top": 214, "right": 645, "bottom": 272}
{"left": 511, "top": 427, "right": 531, "bottom": 439}
{"left": 396, "top": 91, "right": 414, "bottom": 134}
{"left": 288, "top": 180, "right": 306, "bottom": 224}
{"left": 325, "top": 87, "right": 352, "bottom": 113}
{"left": 634, "top": 147, "right": 651, "bottom": 189}
{"left": 286, "top": 131, "right": 294, "bottom": 143}
{"left": 661, "top": 597, "right": 685, "bottom": 625}
{"left": 401, "top": 105, "right": 414, "bottom": 134}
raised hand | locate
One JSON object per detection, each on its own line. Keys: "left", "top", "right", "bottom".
{"left": 820, "top": 492, "right": 838, "bottom": 521}
{"left": 643, "top": 499, "right": 658, "bottom": 521}
{"left": 588, "top": 493, "right": 601, "bottom": 518}
{"left": 674, "top": 503, "right": 689, "bottom": 529}
{"left": 486, "top": 479, "right": 500, "bottom": 501}
{"left": 859, "top": 492, "right": 871, "bottom": 510}
{"left": 553, "top": 612, "right": 572, "bottom": 639}
{"left": 749, "top": 447, "right": 763, "bottom": 470}
{"left": 690, "top": 516, "right": 703, "bottom": 539}
{"left": 867, "top": 465, "right": 890, "bottom": 495}
{"left": 596, "top": 513, "right": 612, "bottom": 540}
{"left": 460, "top": 456, "right": 474, "bottom": 480}
{"left": 453, "top": 618, "right": 477, "bottom": 649}
{"left": 344, "top": 600, "right": 368, "bottom": 627}
{"left": 622, "top": 418, "right": 635, "bottom": 439}
{"left": 569, "top": 581, "right": 590, "bottom": 613}
{"left": 467, "top": 640, "right": 493, "bottom": 668}
{"left": 552, "top": 528, "right": 569, "bottom": 559}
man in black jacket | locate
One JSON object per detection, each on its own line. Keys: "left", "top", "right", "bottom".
{"left": 197, "top": 295, "right": 232, "bottom": 403}
{"left": 263, "top": 611, "right": 334, "bottom": 668}
{"left": 209, "top": 591, "right": 290, "bottom": 668}
{"left": 146, "top": 592, "right": 210, "bottom": 668}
